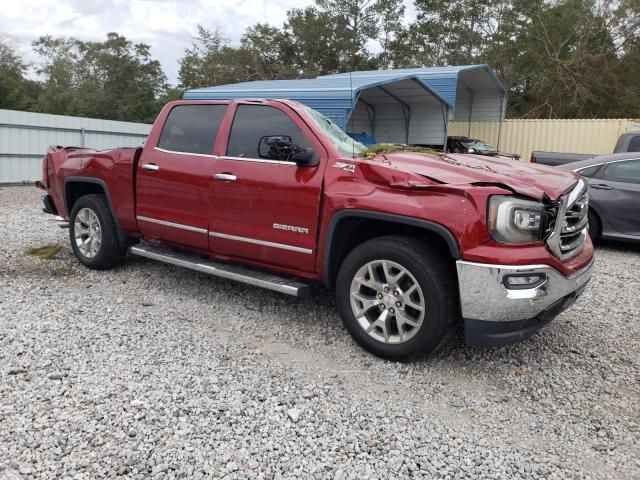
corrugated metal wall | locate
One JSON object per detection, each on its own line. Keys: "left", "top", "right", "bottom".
{"left": 449, "top": 119, "right": 640, "bottom": 161}
{"left": 0, "top": 109, "right": 151, "bottom": 184}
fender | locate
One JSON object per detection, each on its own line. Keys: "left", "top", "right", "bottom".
{"left": 323, "top": 209, "right": 461, "bottom": 287}
{"left": 63, "top": 176, "right": 130, "bottom": 246}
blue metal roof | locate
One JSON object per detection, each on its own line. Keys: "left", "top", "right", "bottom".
{"left": 316, "top": 65, "right": 507, "bottom": 110}
{"left": 183, "top": 72, "right": 450, "bottom": 129}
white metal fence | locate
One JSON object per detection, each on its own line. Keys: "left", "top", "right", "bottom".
{"left": 0, "top": 109, "right": 152, "bottom": 184}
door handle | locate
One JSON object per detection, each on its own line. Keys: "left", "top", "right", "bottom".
{"left": 142, "top": 163, "right": 160, "bottom": 171}
{"left": 214, "top": 173, "right": 237, "bottom": 181}
{"left": 591, "top": 183, "right": 613, "bottom": 190}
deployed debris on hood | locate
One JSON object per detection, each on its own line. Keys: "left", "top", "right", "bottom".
{"left": 359, "top": 144, "right": 443, "bottom": 159}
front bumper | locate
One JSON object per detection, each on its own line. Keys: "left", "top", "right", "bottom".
{"left": 456, "top": 258, "right": 594, "bottom": 346}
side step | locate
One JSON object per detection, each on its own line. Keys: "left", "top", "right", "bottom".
{"left": 129, "top": 244, "right": 309, "bottom": 297}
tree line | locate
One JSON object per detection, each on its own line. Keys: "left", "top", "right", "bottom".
{"left": 0, "top": 0, "right": 638, "bottom": 123}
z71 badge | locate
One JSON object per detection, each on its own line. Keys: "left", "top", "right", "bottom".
{"left": 333, "top": 162, "right": 356, "bottom": 173}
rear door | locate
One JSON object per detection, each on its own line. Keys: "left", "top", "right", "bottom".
{"left": 208, "top": 102, "right": 326, "bottom": 271}
{"left": 589, "top": 158, "right": 640, "bottom": 236}
{"left": 136, "top": 103, "right": 227, "bottom": 250}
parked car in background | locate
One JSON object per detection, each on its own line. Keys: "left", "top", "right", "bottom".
{"left": 531, "top": 131, "right": 640, "bottom": 166}
{"left": 446, "top": 136, "right": 520, "bottom": 161}
{"left": 558, "top": 152, "right": 640, "bottom": 242}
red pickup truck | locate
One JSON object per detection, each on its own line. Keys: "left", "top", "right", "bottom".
{"left": 36, "top": 99, "right": 594, "bottom": 359}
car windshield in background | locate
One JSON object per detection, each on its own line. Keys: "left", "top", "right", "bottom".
{"left": 303, "top": 105, "right": 366, "bottom": 157}
{"left": 463, "top": 140, "right": 497, "bottom": 152}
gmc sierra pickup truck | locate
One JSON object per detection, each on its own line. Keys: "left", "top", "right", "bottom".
{"left": 36, "top": 99, "right": 594, "bottom": 359}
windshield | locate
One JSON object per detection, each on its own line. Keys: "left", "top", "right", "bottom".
{"left": 462, "top": 139, "right": 497, "bottom": 152}
{"left": 302, "top": 105, "right": 366, "bottom": 157}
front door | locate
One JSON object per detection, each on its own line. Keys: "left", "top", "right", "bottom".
{"left": 136, "top": 103, "right": 227, "bottom": 250}
{"left": 589, "top": 158, "right": 640, "bottom": 237}
{"left": 209, "top": 102, "right": 326, "bottom": 271}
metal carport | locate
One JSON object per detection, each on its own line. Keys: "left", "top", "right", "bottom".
{"left": 183, "top": 74, "right": 452, "bottom": 147}
{"left": 319, "top": 65, "right": 507, "bottom": 126}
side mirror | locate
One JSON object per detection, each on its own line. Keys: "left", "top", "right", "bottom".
{"left": 467, "top": 147, "right": 476, "bottom": 154}
{"left": 292, "top": 147, "right": 318, "bottom": 167}
{"left": 258, "top": 135, "right": 317, "bottom": 166}
{"left": 258, "top": 135, "right": 292, "bottom": 159}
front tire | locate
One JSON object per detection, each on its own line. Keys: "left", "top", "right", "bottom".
{"left": 335, "top": 235, "right": 457, "bottom": 360}
{"left": 69, "top": 194, "right": 128, "bottom": 270}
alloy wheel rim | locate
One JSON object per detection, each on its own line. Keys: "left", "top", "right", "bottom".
{"left": 349, "top": 259, "right": 425, "bottom": 344}
{"left": 74, "top": 207, "right": 102, "bottom": 258}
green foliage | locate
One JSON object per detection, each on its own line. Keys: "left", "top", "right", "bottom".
{"left": 32, "top": 33, "right": 167, "bottom": 122}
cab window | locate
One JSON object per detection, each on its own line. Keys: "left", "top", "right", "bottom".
{"left": 157, "top": 104, "right": 226, "bottom": 155}
{"left": 226, "top": 105, "right": 313, "bottom": 161}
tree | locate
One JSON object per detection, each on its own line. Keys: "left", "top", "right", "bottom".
{"left": 241, "top": 24, "right": 296, "bottom": 80}
{"left": 315, "top": 0, "right": 379, "bottom": 70}
{"left": 33, "top": 33, "right": 167, "bottom": 122}
{"left": 284, "top": 6, "right": 344, "bottom": 76}
{"left": 0, "top": 39, "right": 38, "bottom": 110}
{"left": 373, "top": 0, "right": 406, "bottom": 69}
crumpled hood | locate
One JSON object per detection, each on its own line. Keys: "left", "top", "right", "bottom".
{"left": 368, "top": 152, "right": 579, "bottom": 201}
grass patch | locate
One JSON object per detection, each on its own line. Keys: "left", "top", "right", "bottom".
{"left": 24, "top": 244, "right": 62, "bottom": 260}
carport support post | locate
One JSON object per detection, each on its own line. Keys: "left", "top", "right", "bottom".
{"left": 378, "top": 85, "right": 411, "bottom": 144}
{"left": 358, "top": 98, "right": 377, "bottom": 139}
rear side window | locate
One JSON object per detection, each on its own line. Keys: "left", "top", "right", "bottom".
{"left": 577, "top": 165, "right": 600, "bottom": 178}
{"left": 226, "top": 105, "right": 312, "bottom": 160}
{"left": 628, "top": 135, "right": 640, "bottom": 152}
{"left": 604, "top": 159, "right": 640, "bottom": 184}
{"left": 157, "top": 105, "right": 226, "bottom": 155}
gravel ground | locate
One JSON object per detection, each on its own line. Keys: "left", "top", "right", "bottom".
{"left": 1, "top": 185, "right": 639, "bottom": 480}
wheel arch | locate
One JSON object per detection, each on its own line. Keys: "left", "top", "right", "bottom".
{"left": 64, "top": 177, "right": 129, "bottom": 246}
{"left": 323, "top": 210, "right": 460, "bottom": 289}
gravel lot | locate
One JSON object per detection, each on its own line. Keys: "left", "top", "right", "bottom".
{"left": 1, "top": 185, "right": 639, "bottom": 480}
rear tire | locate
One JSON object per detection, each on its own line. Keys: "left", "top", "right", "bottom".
{"left": 335, "top": 235, "right": 457, "bottom": 360}
{"left": 69, "top": 194, "right": 128, "bottom": 270}
{"left": 588, "top": 209, "right": 601, "bottom": 242}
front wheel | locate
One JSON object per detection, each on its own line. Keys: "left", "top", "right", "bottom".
{"left": 335, "top": 235, "right": 458, "bottom": 360}
{"left": 69, "top": 194, "right": 128, "bottom": 270}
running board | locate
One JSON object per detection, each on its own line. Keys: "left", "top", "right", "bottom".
{"left": 129, "top": 244, "right": 309, "bottom": 297}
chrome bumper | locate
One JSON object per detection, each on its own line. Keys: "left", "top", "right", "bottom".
{"left": 456, "top": 258, "right": 594, "bottom": 322}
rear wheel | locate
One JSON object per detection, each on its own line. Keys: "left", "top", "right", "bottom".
{"left": 335, "top": 235, "right": 457, "bottom": 360}
{"left": 69, "top": 194, "right": 128, "bottom": 270}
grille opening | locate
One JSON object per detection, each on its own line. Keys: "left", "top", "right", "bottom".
{"left": 545, "top": 187, "right": 588, "bottom": 259}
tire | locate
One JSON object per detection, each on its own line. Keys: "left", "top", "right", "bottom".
{"left": 587, "top": 209, "right": 601, "bottom": 242}
{"left": 335, "top": 235, "right": 458, "bottom": 360}
{"left": 69, "top": 194, "right": 128, "bottom": 270}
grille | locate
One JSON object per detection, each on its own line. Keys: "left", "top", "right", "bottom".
{"left": 546, "top": 180, "right": 589, "bottom": 260}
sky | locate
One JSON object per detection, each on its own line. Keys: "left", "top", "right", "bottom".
{"left": 0, "top": 0, "right": 416, "bottom": 86}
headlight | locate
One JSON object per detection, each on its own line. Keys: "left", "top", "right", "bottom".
{"left": 487, "top": 196, "right": 544, "bottom": 244}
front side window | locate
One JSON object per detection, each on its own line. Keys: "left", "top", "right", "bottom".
{"left": 226, "top": 105, "right": 313, "bottom": 161}
{"left": 157, "top": 104, "right": 226, "bottom": 155}
{"left": 604, "top": 159, "right": 640, "bottom": 184}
